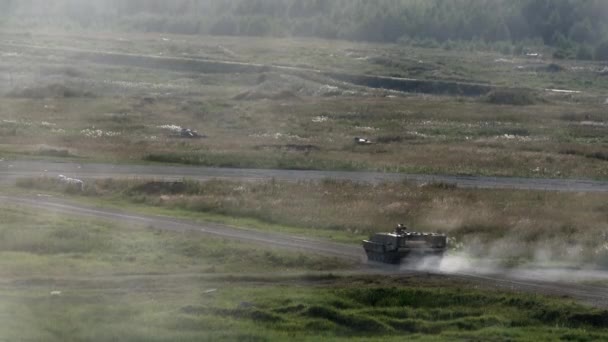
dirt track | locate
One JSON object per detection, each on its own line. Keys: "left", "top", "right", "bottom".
{"left": 2, "top": 160, "right": 608, "bottom": 192}
{"left": 0, "top": 195, "right": 363, "bottom": 261}
{"left": 0, "top": 41, "right": 495, "bottom": 96}
{"left": 2, "top": 194, "right": 608, "bottom": 308}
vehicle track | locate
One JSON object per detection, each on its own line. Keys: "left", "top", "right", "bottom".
{"left": 2, "top": 160, "right": 608, "bottom": 192}
{"left": 0, "top": 195, "right": 363, "bottom": 262}
{"left": 2, "top": 194, "right": 608, "bottom": 307}
{"left": 1, "top": 41, "right": 494, "bottom": 96}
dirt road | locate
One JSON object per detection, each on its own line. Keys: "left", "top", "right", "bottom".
{"left": 2, "top": 194, "right": 608, "bottom": 308}
{"left": 0, "top": 41, "right": 494, "bottom": 96}
{"left": 0, "top": 195, "right": 363, "bottom": 261}
{"left": 2, "top": 160, "right": 608, "bottom": 192}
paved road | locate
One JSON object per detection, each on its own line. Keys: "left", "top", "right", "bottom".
{"left": 2, "top": 194, "right": 608, "bottom": 307}
{"left": 2, "top": 160, "right": 608, "bottom": 192}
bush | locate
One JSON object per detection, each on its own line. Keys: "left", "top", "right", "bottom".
{"left": 553, "top": 48, "right": 574, "bottom": 60}
{"left": 9, "top": 84, "right": 94, "bottom": 99}
{"left": 485, "top": 89, "right": 538, "bottom": 106}
{"left": 577, "top": 45, "right": 594, "bottom": 60}
{"left": 546, "top": 63, "right": 564, "bottom": 72}
{"left": 304, "top": 306, "right": 390, "bottom": 333}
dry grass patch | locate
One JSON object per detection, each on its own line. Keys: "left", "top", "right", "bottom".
{"left": 17, "top": 177, "right": 608, "bottom": 266}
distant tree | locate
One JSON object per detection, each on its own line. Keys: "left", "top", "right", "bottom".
{"left": 166, "top": 17, "right": 201, "bottom": 35}
{"left": 486, "top": 21, "right": 511, "bottom": 42}
{"left": 209, "top": 16, "right": 239, "bottom": 36}
{"left": 569, "top": 19, "right": 594, "bottom": 43}
{"left": 241, "top": 16, "right": 274, "bottom": 36}
{"left": 3, "top": 0, "right": 608, "bottom": 58}
{"left": 552, "top": 32, "right": 572, "bottom": 50}
{"left": 313, "top": 17, "right": 339, "bottom": 39}
{"left": 576, "top": 45, "right": 593, "bottom": 60}
{"left": 595, "top": 41, "right": 608, "bottom": 61}
{"left": 65, "top": 1, "right": 97, "bottom": 28}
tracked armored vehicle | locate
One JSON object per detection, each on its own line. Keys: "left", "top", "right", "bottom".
{"left": 363, "top": 225, "right": 447, "bottom": 264}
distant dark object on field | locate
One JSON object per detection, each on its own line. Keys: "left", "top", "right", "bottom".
{"left": 354, "top": 137, "right": 373, "bottom": 145}
{"left": 179, "top": 128, "right": 205, "bottom": 139}
{"left": 254, "top": 144, "right": 320, "bottom": 153}
{"left": 141, "top": 96, "right": 156, "bottom": 104}
{"left": 8, "top": 84, "right": 94, "bottom": 99}
{"left": 485, "top": 88, "right": 539, "bottom": 106}
{"left": 130, "top": 181, "right": 187, "bottom": 195}
{"left": 545, "top": 63, "right": 564, "bottom": 73}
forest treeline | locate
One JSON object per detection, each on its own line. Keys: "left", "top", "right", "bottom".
{"left": 2, "top": 0, "right": 608, "bottom": 60}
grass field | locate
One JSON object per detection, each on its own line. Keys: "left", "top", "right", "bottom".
{"left": 4, "top": 30, "right": 608, "bottom": 92}
{"left": 0, "top": 204, "right": 350, "bottom": 278}
{"left": 2, "top": 28, "right": 608, "bottom": 340}
{"left": 15, "top": 177, "right": 608, "bottom": 267}
{"left": 0, "top": 30, "right": 607, "bottom": 179}
{"left": 5, "top": 278, "right": 608, "bottom": 341}
{"left": 2, "top": 205, "right": 608, "bottom": 341}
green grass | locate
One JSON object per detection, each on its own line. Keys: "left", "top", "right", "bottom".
{"left": 3, "top": 27, "right": 608, "bottom": 342}
{"left": 144, "top": 151, "right": 366, "bottom": 171}
{"left": 14, "top": 177, "right": 608, "bottom": 267}
{"left": 9, "top": 181, "right": 366, "bottom": 244}
{"left": 1, "top": 31, "right": 608, "bottom": 179}
{"left": 2, "top": 197, "right": 608, "bottom": 340}
{"left": 6, "top": 30, "right": 608, "bottom": 93}
{"left": 2, "top": 276, "right": 608, "bottom": 341}
{"left": 0, "top": 205, "right": 351, "bottom": 278}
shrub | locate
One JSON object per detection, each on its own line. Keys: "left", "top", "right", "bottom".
{"left": 577, "top": 45, "right": 594, "bottom": 60}
{"left": 546, "top": 63, "right": 564, "bottom": 72}
{"left": 9, "top": 84, "right": 94, "bottom": 99}
{"left": 485, "top": 89, "right": 538, "bottom": 106}
{"left": 304, "top": 306, "right": 390, "bottom": 333}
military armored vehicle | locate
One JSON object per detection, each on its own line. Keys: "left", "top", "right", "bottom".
{"left": 362, "top": 225, "right": 447, "bottom": 264}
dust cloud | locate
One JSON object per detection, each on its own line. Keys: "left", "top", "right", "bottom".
{"left": 405, "top": 244, "right": 608, "bottom": 285}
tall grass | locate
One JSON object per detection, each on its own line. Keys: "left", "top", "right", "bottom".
{"left": 172, "top": 285, "right": 608, "bottom": 340}
{"left": 17, "top": 177, "right": 608, "bottom": 265}
{"left": 5, "top": 279, "right": 608, "bottom": 341}
{"left": 144, "top": 151, "right": 365, "bottom": 171}
{"left": 0, "top": 205, "right": 349, "bottom": 278}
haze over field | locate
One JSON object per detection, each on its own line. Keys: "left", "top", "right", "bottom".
{"left": 2, "top": 0, "right": 608, "bottom": 60}
{"left": 2, "top": 0, "right": 608, "bottom": 341}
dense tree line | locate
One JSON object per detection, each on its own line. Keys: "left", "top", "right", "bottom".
{"left": 2, "top": 0, "right": 608, "bottom": 60}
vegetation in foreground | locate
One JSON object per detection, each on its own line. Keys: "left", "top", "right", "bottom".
{"left": 0, "top": 204, "right": 349, "bottom": 278}
{"left": 4, "top": 278, "right": 608, "bottom": 341}
{"left": 1, "top": 205, "right": 608, "bottom": 341}
{"left": 16, "top": 177, "right": 608, "bottom": 267}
